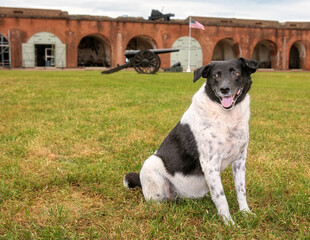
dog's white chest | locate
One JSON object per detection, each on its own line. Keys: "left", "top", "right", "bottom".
{"left": 181, "top": 86, "right": 250, "bottom": 172}
{"left": 193, "top": 119, "right": 248, "bottom": 167}
{"left": 211, "top": 122, "right": 248, "bottom": 170}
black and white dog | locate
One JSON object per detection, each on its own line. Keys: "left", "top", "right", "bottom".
{"left": 124, "top": 58, "right": 258, "bottom": 225}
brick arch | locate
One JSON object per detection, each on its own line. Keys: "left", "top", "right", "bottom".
{"left": 289, "top": 40, "right": 306, "bottom": 69}
{"left": 27, "top": 31, "right": 64, "bottom": 44}
{"left": 125, "top": 35, "right": 158, "bottom": 50}
{"left": 252, "top": 39, "right": 279, "bottom": 69}
{"left": 22, "top": 31, "right": 66, "bottom": 68}
{"left": 77, "top": 33, "right": 111, "bottom": 67}
{"left": 0, "top": 32, "right": 10, "bottom": 67}
{"left": 3, "top": 10, "right": 310, "bottom": 70}
{"left": 170, "top": 36, "right": 203, "bottom": 69}
{"left": 212, "top": 38, "right": 242, "bottom": 61}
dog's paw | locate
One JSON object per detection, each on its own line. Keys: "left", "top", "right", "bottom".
{"left": 241, "top": 209, "right": 256, "bottom": 218}
{"left": 222, "top": 216, "right": 236, "bottom": 227}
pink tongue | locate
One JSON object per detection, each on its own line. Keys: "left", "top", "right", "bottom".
{"left": 222, "top": 97, "right": 234, "bottom": 108}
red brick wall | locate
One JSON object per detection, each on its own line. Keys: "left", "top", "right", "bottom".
{"left": 1, "top": 14, "right": 310, "bottom": 69}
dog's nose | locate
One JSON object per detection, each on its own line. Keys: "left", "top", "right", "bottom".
{"left": 220, "top": 87, "right": 230, "bottom": 94}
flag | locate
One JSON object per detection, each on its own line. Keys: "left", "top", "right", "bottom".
{"left": 190, "top": 19, "right": 205, "bottom": 30}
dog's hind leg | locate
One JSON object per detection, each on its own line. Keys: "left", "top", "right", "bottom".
{"left": 139, "top": 155, "right": 176, "bottom": 201}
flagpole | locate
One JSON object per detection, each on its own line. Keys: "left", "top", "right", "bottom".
{"left": 186, "top": 17, "right": 191, "bottom": 72}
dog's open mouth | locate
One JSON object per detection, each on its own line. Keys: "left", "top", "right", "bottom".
{"left": 220, "top": 89, "right": 243, "bottom": 110}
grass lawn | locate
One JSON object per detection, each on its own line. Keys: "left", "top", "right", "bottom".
{"left": 0, "top": 69, "right": 309, "bottom": 239}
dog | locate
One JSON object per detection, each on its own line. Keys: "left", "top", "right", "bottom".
{"left": 124, "top": 58, "right": 258, "bottom": 225}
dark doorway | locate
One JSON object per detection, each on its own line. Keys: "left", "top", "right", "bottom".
{"left": 78, "top": 35, "right": 111, "bottom": 67}
{"left": 212, "top": 38, "right": 241, "bottom": 61}
{"left": 0, "top": 33, "right": 10, "bottom": 67}
{"left": 252, "top": 40, "right": 278, "bottom": 69}
{"left": 126, "top": 36, "right": 155, "bottom": 50}
{"left": 289, "top": 45, "right": 300, "bottom": 69}
{"left": 35, "top": 44, "right": 55, "bottom": 67}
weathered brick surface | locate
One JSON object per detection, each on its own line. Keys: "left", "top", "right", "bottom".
{"left": 1, "top": 7, "right": 309, "bottom": 69}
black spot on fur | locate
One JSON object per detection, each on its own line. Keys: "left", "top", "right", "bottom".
{"left": 155, "top": 122, "right": 203, "bottom": 176}
{"left": 233, "top": 162, "right": 243, "bottom": 173}
{"left": 228, "top": 130, "right": 238, "bottom": 140}
{"left": 227, "top": 146, "right": 233, "bottom": 155}
{"left": 209, "top": 144, "right": 213, "bottom": 154}
{"left": 203, "top": 122, "right": 212, "bottom": 129}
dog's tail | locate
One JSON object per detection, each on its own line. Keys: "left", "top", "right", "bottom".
{"left": 123, "top": 172, "right": 142, "bottom": 189}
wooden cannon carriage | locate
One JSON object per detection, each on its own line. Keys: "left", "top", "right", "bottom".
{"left": 101, "top": 48, "right": 179, "bottom": 74}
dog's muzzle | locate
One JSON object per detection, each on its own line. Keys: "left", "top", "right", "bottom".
{"left": 214, "top": 88, "right": 243, "bottom": 110}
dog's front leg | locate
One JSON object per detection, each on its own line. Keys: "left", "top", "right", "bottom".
{"left": 201, "top": 159, "right": 234, "bottom": 226}
{"left": 232, "top": 150, "right": 252, "bottom": 214}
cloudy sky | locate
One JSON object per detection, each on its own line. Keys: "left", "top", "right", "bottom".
{"left": 0, "top": 0, "right": 309, "bottom": 22}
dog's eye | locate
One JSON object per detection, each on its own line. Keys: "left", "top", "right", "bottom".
{"left": 233, "top": 72, "right": 240, "bottom": 77}
{"left": 213, "top": 73, "right": 219, "bottom": 79}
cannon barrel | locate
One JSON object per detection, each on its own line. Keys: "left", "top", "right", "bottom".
{"left": 125, "top": 48, "right": 179, "bottom": 58}
{"left": 102, "top": 48, "right": 179, "bottom": 74}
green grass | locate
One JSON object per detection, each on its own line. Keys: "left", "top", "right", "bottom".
{"left": 0, "top": 70, "right": 309, "bottom": 239}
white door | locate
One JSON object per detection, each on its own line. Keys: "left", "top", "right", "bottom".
{"left": 55, "top": 43, "right": 66, "bottom": 68}
{"left": 22, "top": 43, "right": 35, "bottom": 68}
{"left": 171, "top": 37, "right": 203, "bottom": 70}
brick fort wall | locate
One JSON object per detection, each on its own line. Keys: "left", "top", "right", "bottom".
{"left": 1, "top": 7, "right": 310, "bottom": 70}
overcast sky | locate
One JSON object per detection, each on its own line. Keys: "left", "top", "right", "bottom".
{"left": 0, "top": 0, "right": 309, "bottom": 22}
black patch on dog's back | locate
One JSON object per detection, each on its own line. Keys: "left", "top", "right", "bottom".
{"left": 155, "top": 122, "right": 203, "bottom": 176}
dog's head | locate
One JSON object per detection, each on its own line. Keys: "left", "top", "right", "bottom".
{"left": 193, "top": 58, "right": 258, "bottom": 110}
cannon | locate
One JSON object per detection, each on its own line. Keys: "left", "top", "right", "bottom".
{"left": 163, "top": 62, "right": 183, "bottom": 72}
{"left": 148, "top": 9, "right": 175, "bottom": 21}
{"left": 101, "top": 48, "right": 179, "bottom": 74}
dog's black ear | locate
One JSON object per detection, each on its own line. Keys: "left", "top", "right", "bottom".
{"left": 193, "top": 64, "right": 211, "bottom": 82}
{"left": 238, "top": 58, "right": 258, "bottom": 74}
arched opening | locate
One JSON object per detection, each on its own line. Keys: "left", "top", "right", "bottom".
{"left": 78, "top": 34, "right": 111, "bottom": 67}
{"left": 171, "top": 36, "right": 202, "bottom": 69}
{"left": 126, "top": 35, "right": 157, "bottom": 50}
{"left": 22, "top": 32, "right": 66, "bottom": 68}
{"left": 0, "top": 33, "right": 10, "bottom": 67}
{"left": 252, "top": 40, "right": 279, "bottom": 69}
{"left": 289, "top": 41, "right": 306, "bottom": 69}
{"left": 212, "top": 38, "right": 241, "bottom": 61}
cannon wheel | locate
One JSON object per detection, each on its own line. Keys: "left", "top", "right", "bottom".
{"left": 132, "top": 50, "right": 161, "bottom": 74}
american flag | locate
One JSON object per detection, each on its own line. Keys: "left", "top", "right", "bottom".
{"left": 190, "top": 19, "right": 205, "bottom": 30}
